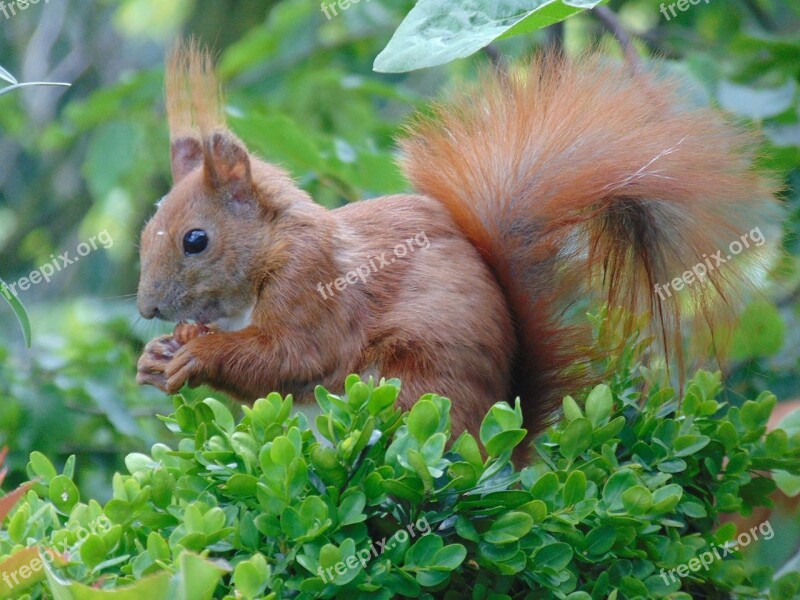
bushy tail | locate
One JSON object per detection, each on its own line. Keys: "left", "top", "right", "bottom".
{"left": 399, "top": 52, "right": 781, "bottom": 435}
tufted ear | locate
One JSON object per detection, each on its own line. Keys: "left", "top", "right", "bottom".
{"left": 170, "top": 137, "right": 204, "bottom": 183}
{"left": 203, "top": 131, "right": 254, "bottom": 203}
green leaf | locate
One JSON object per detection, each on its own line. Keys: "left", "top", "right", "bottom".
{"left": 592, "top": 416, "right": 626, "bottom": 445}
{"left": 484, "top": 512, "right": 534, "bottom": 544}
{"left": 652, "top": 484, "right": 683, "bottom": 513}
{"left": 346, "top": 381, "right": 370, "bottom": 408}
{"left": 375, "top": 0, "right": 607, "bottom": 73}
{"left": 29, "top": 451, "right": 58, "bottom": 483}
{"left": 368, "top": 384, "right": 399, "bottom": 415}
{"left": 203, "top": 398, "right": 235, "bottom": 433}
{"left": 408, "top": 400, "right": 440, "bottom": 442}
{"left": 124, "top": 453, "right": 156, "bottom": 475}
{"left": 171, "top": 552, "right": 228, "bottom": 599}
{"left": 406, "top": 535, "right": 444, "bottom": 567}
{"left": 602, "top": 469, "right": 638, "bottom": 511}
{"left": 657, "top": 458, "right": 687, "bottom": 474}
{"left": 673, "top": 435, "right": 711, "bottom": 458}
{"left": 431, "top": 544, "right": 467, "bottom": 570}
{"left": 49, "top": 475, "right": 80, "bottom": 514}
{"left": 485, "top": 429, "right": 527, "bottom": 457}
{"left": 585, "top": 384, "right": 613, "bottom": 426}
{"left": 79, "top": 535, "right": 107, "bottom": 570}
{"left": 224, "top": 474, "right": 259, "bottom": 497}
{"left": 382, "top": 479, "right": 424, "bottom": 503}
{"left": 338, "top": 491, "right": 367, "bottom": 526}
{"left": 562, "top": 471, "right": 587, "bottom": 506}
{"left": 1, "top": 279, "right": 31, "bottom": 348}
{"left": 44, "top": 558, "right": 173, "bottom": 599}
{"left": 270, "top": 436, "right": 297, "bottom": 466}
{"left": 518, "top": 499, "right": 548, "bottom": 522}
{"left": 233, "top": 555, "right": 268, "bottom": 600}
{"left": 480, "top": 402, "right": 523, "bottom": 444}
{"left": 532, "top": 542, "right": 573, "bottom": 571}
{"left": 585, "top": 526, "right": 616, "bottom": 555}
{"left": 559, "top": 418, "right": 593, "bottom": 460}
{"left": 530, "top": 472, "right": 560, "bottom": 500}
{"left": 621, "top": 486, "right": 653, "bottom": 515}
{"left": 563, "top": 396, "right": 583, "bottom": 422}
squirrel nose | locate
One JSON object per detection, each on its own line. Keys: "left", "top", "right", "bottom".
{"left": 138, "top": 300, "right": 161, "bottom": 320}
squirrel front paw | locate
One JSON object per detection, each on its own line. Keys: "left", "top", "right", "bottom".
{"left": 136, "top": 335, "right": 182, "bottom": 392}
{"left": 138, "top": 324, "right": 213, "bottom": 394}
{"left": 163, "top": 342, "right": 206, "bottom": 394}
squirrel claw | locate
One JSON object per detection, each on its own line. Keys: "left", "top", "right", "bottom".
{"left": 164, "top": 344, "right": 200, "bottom": 394}
{"left": 136, "top": 370, "right": 169, "bottom": 392}
{"left": 137, "top": 335, "right": 182, "bottom": 393}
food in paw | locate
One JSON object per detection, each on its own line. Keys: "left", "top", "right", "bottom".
{"left": 174, "top": 322, "right": 213, "bottom": 345}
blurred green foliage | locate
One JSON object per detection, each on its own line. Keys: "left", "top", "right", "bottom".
{"left": 0, "top": 0, "right": 798, "bottom": 586}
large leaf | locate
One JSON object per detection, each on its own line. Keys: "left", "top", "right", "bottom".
{"left": 43, "top": 552, "right": 225, "bottom": 599}
{"left": 374, "top": 0, "right": 606, "bottom": 73}
{"left": 0, "top": 278, "right": 31, "bottom": 348}
{"left": 0, "top": 547, "right": 45, "bottom": 598}
{"left": 44, "top": 563, "right": 172, "bottom": 600}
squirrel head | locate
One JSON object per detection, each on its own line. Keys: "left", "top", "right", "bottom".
{"left": 137, "top": 131, "right": 273, "bottom": 327}
{"left": 137, "top": 41, "right": 290, "bottom": 329}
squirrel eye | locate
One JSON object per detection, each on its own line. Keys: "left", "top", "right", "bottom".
{"left": 183, "top": 229, "right": 209, "bottom": 255}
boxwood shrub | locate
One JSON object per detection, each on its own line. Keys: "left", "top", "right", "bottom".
{"left": 1, "top": 360, "right": 800, "bottom": 599}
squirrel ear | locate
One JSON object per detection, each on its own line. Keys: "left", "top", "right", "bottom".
{"left": 170, "top": 137, "right": 204, "bottom": 183}
{"left": 203, "top": 132, "right": 254, "bottom": 202}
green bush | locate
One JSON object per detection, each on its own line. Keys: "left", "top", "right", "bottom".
{"left": 2, "top": 362, "right": 800, "bottom": 598}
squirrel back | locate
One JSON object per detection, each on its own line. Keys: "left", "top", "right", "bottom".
{"left": 400, "top": 52, "right": 781, "bottom": 434}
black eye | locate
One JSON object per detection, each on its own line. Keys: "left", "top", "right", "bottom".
{"left": 183, "top": 229, "right": 209, "bottom": 255}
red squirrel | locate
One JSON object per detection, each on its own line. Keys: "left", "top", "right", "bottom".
{"left": 137, "top": 43, "right": 780, "bottom": 449}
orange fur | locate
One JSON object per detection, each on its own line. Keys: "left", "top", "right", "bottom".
{"left": 165, "top": 40, "right": 224, "bottom": 140}
{"left": 138, "top": 46, "right": 781, "bottom": 460}
{"left": 400, "top": 52, "right": 782, "bottom": 435}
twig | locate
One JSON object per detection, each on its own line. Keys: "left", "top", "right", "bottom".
{"left": 483, "top": 44, "right": 507, "bottom": 73}
{"left": 0, "top": 81, "right": 70, "bottom": 98}
{"left": 591, "top": 6, "right": 643, "bottom": 73}
{"left": 547, "top": 21, "right": 565, "bottom": 54}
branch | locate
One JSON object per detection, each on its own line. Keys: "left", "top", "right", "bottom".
{"left": 483, "top": 44, "right": 507, "bottom": 72}
{"left": 547, "top": 21, "right": 565, "bottom": 54}
{"left": 591, "top": 6, "right": 643, "bottom": 73}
